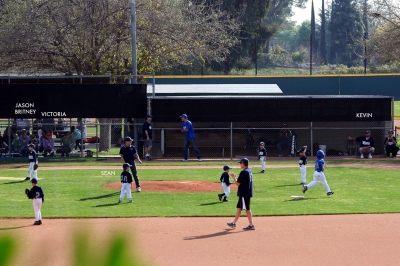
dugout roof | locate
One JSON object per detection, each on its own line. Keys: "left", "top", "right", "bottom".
{"left": 150, "top": 95, "right": 393, "bottom": 122}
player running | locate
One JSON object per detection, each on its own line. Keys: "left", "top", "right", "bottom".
{"left": 302, "top": 150, "right": 334, "bottom": 196}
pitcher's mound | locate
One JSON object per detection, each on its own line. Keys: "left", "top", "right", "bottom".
{"left": 104, "top": 181, "right": 238, "bottom": 193}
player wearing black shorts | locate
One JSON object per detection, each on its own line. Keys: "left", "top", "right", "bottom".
{"left": 119, "top": 136, "right": 142, "bottom": 192}
{"left": 227, "top": 158, "right": 255, "bottom": 230}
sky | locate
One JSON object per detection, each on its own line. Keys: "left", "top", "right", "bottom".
{"left": 291, "top": 0, "right": 323, "bottom": 25}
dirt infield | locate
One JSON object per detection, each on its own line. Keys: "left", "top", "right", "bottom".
{"left": 105, "top": 180, "right": 238, "bottom": 192}
{"left": 1, "top": 214, "right": 399, "bottom": 266}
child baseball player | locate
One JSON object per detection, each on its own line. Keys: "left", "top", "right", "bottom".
{"left": 25, "top": 143, "right": 38, "bottom": 181}
{"left": 25, "top": 178, "right": 44, "bottom": 225}
{"left": 298, "top": 146, "right": 307, "bottom": 185}
{"left": 302, "top": 150, "right": 334, "bottom": 196}
{"left": 258, "top": 142, "right": 267, "bottom": 173}
{"left": 119, "top": 163, "right": 133, "bottom": 203}
{"left": 218, "top": 165, "right": 234, "bottom": 202}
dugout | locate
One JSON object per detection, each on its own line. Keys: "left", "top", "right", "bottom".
{"left": 149, "top": 95, "right": 394, "bottom": 158}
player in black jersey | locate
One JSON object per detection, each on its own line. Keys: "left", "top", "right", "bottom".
{"left": 258, "top": 142, "right": 267, "bottom": 173}
{"left": 119, "top": 163, "right": 134, "bottom": 203}
{"left": 298, "top": 146, "right": 307, "bottom": 185}
{"left": 25, "top": 144, "right": 38, "bottom": 181}
{"left": 27, "top": 178, "right": 44, "bottom": 225}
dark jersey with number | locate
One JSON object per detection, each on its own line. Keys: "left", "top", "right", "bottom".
{"left": 142, "top": 121, "right": 152, "bottom": 139}
{"left": 119, "top": 145, "right": 137, "bottom": 163}
{"left": 299, "top": 155, "right": 307, "bottom": 166}
{"left": 29, "top": 186, "right": 44, "bottom": 202}
{"left": 258, "top": 148, "right": 267, "bottom": 158}
{"left": 220, "top": 172, "right": 231, "bottom": 186}
{"left": 28, "top": 150, "right": 38, "bottom": 163}
{"left": 237, "top": 168, "right": 253, "bottom": 197}
{"left": 120, "top": 171, "right": 133, "bottom": 183}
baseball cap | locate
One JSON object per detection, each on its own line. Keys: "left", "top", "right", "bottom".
{"left": 365, "top": 130, "right": 371, "bottom": 134}
{"left": 28, "top": 144, "right": 35, "bottom": 148}
{"left": 31, "top": 178, "right": 38, "bottom": 183}
{"left": 180, "top": 114, "right": 188, "bottom": 119}
{"left": 146, "top": 114, "right": 152, "bottom": 118}
{"left": 238, "top": 158, "right": 249, "bottom": 166}
{"left": 124, "top": 136, "right": 132, "bottom": 141}
{"left": 123, "top": 163, "right": 132, "bottom": 168}
{"left": 388, "top": 130, "right": 394, "bottom": 134}
{"left": 223, "top": 165, "right": 232, "bottom": 171}
{"left": 259, "top": 142, "right": 265, "bottom": 145}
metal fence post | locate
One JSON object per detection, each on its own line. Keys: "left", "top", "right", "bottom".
{"left": 96, "top": 123, "right": 99, "bottom": 158}
{"left": 230, "top": 122, "right": 233, "bottom": 160}
{"left": 310, "top": 122, "right": 313, "bottom": 156}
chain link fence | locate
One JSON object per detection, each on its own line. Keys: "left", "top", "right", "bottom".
{"left": 1, "top": 119, "right": 393, "bottom": 159}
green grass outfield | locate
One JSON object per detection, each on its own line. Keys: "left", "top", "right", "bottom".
{"left": 1, "top": 160, "right": 399, "bottom": 218}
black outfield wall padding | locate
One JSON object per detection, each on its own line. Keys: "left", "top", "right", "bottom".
{"left": 1, "top": 84, "right": 147, "bottom": 118}
{"left": 151, "top": 95, "right": 392, "bottom": 122}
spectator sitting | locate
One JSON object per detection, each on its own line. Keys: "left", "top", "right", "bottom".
{"left": 17, "top": 118, "right": 31, "bottom": 135}
{"left": 277, "top": 123, "right": 292, "bottom": 157}
{"left": 29, "top": 134, "right": 39, "bottom": 152}
{"left": 348, "top": 130, "right": 375, "bottom": 159}
{"left": 38, "top": 129, "right": 47, "bottom": 153}
{"left": 60, "top": 131, "right": 74, "bottom": 157}
{"left": 19, "top": 128, "right": 30, "bottom": 157}
{"left": 384, "top": 130, "right": 399, "bottom": 158}
{"left": 42, "top": 117, "right": 55, "bottom": 138}
{"left": 42, "top": 132, "right": 55, "bottom": 157}
{"left": 12, "top": 133, "right": 19, "bottom": 154}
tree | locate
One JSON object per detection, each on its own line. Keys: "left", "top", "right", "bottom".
{"left": 368, "top": 0, "right": 400, "bottom": 63}
{"left": 328, "top": 0, "right": 365, "bottom": 66}
{"left": 311, "top": 0, "right": 317, "bottom": 57}
{"left": 0, "top": 0, "right": 240, "bottom": 75}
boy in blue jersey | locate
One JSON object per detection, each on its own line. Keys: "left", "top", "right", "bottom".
{"left": 180, "top": 114, "right": 202, "bottom": 162}
{"left": 25, "top": 144, "right": 38, "bottom": 181}
{"left": 120, "top": 136, "right": 142, "bottom": 192}
{"left": 227, "top": 158, "right": 255, "bottom": 231}
{"left": 302, "top": 150, "right": 334, "bottom": 196}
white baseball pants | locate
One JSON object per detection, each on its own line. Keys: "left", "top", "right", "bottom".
{"left": 299, "top": 165, "right": 306, "bottom": 183}
{"left": 260, "top": 156, "right": 266, "bottom": 171}
{"left": 307, "top": 171, "right": 331, "bottom": 193}
{"left": 33, "top": 198, "right": 42, "bottom": 221}
{"left": 27, "top": 162, "right": 38, "bottom": 179}
{"left": 221, "top": 182, "right": 230, "bottom": 197}
{"left": 120, "top": 183, "right": 132, "bottom": 200}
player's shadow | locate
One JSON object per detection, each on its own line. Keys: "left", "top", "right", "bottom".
{"left": 183, "top": 229, "right": 243, "bottom": 240}
{"left": 1, "top": 180, "right": 27, "bottom": 185}
{"left": 198, "top": 202, "right": 222, "bottom": 206}
{"left": 92, "top": 203, "right": 120, "bottom": 207}
{"left": 0, "top": 225, "right": 32, "bottom": 231}
{"left": 79, "top": 192, "right": 120, "bottom": 201}
{"left": 274, "top": 183, "right": 301, "bottom": 187}
{"left": 284, "top": 198, "right": 317, "bottom": 202}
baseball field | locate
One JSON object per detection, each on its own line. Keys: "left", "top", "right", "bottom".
{"left": 1, "top": 157, "right": 400, "bottom": 266}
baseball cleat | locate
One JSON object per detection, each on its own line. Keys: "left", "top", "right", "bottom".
{"left": 368, "top": 154, "right": 372, "bottom": 159}
{"left": 33, "top": 221, "right": 40, "bottom": 225}
{"left": 118, "top": 200, "right": 122, "bottom": 204}
{"left": 327, "top": 191, "right": 334, "bottom": 196}
{"left": 136, "top": 187, "right": 141, "bottom": 192}
{"left": 128, "top": 200, "right": 132, "bottom": 203}
{"left": 360, "top": 154, "right": 364, "bottom": 159}
{"left": 39, "top": 220, "right": 42, "bottom": 225}
{"left": 302, "top": 185, "right": 308, "bottom": 193}
{"left": 260, "top": 170, "right": 265, "bottom": 173}
{"left": 300, "top": 182, "right": 305, "bottom": 185}
{"left": 198, "top": 158, "right": 202, "bottom": 162}
{"left": 218, "top": 194, "right": 222, "bottom": 201}
{"left": 227, "top": 222, "right": 236, "bottom": 229}
{"left": 243, "top": 225, "right": 255, "bottom": 231}
{"left": 182, "top": 159, "right": 188, "bottom": 162}
{"left": 222, "top": 199, "right": 229, "bottom": 202}
{"left": 25, "top": 177, "right": 30, "bottom": 180}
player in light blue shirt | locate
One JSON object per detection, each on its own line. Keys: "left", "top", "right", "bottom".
{"left": 302, "top": 150, "right": 334, "bottom": 196}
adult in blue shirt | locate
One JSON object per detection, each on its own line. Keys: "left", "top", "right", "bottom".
{"left": 180, "top": 114, "right": 202, "bottom": 162}
{"left": 119, "top": 136, "right": 142, "bottom": 192}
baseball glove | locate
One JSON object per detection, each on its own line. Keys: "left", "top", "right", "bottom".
{"left": 34, "top": 164, "right": 38, "bottom": 170}
{"left": 25, "top": 188, "right": 30, "bottom": 198}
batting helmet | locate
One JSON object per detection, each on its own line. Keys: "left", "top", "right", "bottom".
{"left": 124, "top": 136, "right": 132, "bottom": 142}
{"left": 259, "top": 142, "right": 265, "bottom": 145}
{"left": 316, "top": 150, "right": 325, "bottom": 158}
